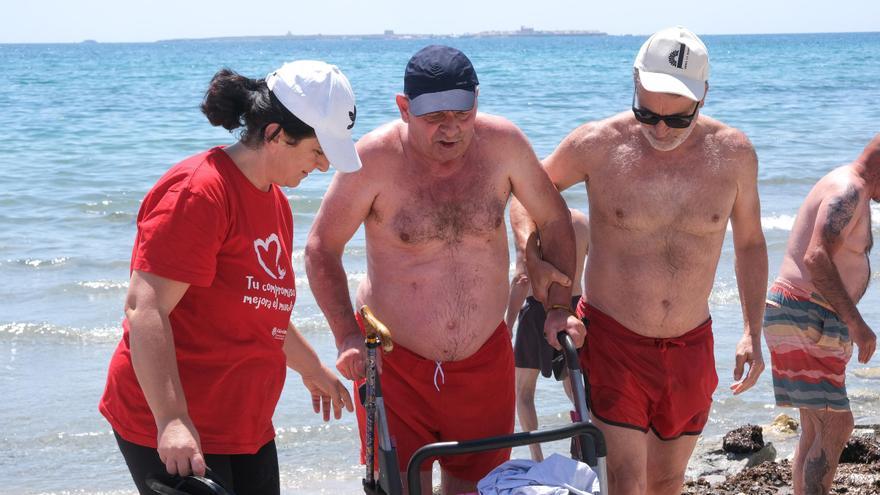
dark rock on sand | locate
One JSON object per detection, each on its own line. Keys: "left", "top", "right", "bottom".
{"left": 682, "top": 460, "right": 792, "bottom": 494}
{"left": 723, "top": 424, "right": 765, "bottom": 454}
{"left": 682, "top": 459, "right": 880, "bottom": 494}
{"left": 684, "top": 459, "right": 880, "bottom": 494}
{"left": 683, "top": 426, "right": 880, "bottom": 494}
{"left": 687, "top": 425, "right": 778, "bottom": 482}
{"left": 840, "top": 436, "right": 880, "bottom": 464}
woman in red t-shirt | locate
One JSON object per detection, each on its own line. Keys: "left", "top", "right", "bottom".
{"left": 99, "top": 60, "right": 362, "bottom": 495}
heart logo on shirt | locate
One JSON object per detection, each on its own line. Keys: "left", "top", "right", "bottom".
{"left": 253, "top": 233, "right": 287, "bottom": 280}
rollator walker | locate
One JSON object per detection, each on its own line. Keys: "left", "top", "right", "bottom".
{"left": 358, "top": 305, "right": 608, "bottom": 495}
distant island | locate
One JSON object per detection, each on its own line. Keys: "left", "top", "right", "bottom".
{"left": 159, "top": 26, "right": 606, "bottom": 43}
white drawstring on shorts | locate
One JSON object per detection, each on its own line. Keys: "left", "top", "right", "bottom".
{"left": 433, "top": 361, "right": 446, "bottom": 391}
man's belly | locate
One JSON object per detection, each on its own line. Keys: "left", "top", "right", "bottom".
{"left": 357, "top": 262, "right": 508, "bottom": 362}
{"left": 780, "top": 253, "right": 870, "bottom": 304}
{"left": 837, "top": 252, "right": 871, "bottom": 303}
{"left": 585, "top": 254, "right": 717, "bottom": 338}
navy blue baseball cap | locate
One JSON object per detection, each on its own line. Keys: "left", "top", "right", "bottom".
{"left": 404, "top": 45, "right": 479, "bottom": 116}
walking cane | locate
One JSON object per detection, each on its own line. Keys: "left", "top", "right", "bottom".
{"left": 359, "top": 305, "right": 402, "bottom": 495}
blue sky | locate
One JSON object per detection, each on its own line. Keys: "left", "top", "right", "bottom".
{"left": 3, "top": 0, "right": 877, "bottom": 43}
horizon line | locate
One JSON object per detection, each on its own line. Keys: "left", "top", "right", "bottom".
{"left": 1, "top": 29, "right": 878, "bottom": 45}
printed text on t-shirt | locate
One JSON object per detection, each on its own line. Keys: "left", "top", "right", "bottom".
{"left": 242, "top": 275, "right": 295, "bottom": 313}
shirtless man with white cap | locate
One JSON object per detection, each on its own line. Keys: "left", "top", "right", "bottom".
{"left": 513, "top": 27, "right": 769, "bottom": 495}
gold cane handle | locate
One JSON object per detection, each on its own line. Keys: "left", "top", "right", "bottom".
{"left": 358, "top": 305, "right": 394, "bottom": 353}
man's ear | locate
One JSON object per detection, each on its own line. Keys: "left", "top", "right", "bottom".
{"left": 395, "top": 94, "right": 410, "bottom": 123}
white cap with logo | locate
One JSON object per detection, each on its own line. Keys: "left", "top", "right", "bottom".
{"left": 266, "top": 60, "right": 362, "bottom": 173}
{"left": 634, "top": 26, "right": 709, "bottom": 102}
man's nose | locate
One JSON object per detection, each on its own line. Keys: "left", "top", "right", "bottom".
{"left": 438, "top": 112, "right": 458, "bottom": 132}
{"left": 654, "top": 121, "right": 672, "bottom": 138}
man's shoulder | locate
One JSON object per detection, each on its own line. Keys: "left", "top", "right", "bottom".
{"left": 696, "top": 117, "right": 758, "bottom": 177}
{"left": 472, "top": 113, "right": 542, "bottom": 162}
{"left": 474, "top": 113, "right": 529, "bottom": 142}
{"left": 357, "top": 120, "right": 403, "bottom": 150}
{"left": 701, "top": 116, "right": 755, "bottom": 155}
{"left": 563, "top": 112, "right": 630, "bottom": 150}
{"left": 355, "top": 121, "right": 405, "bottom": 168}
{"left": 817, "top": 165, "right": 868, "bottom": 197}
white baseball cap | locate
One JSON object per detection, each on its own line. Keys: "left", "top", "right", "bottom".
{"left": 266, "top": 60, "right": 362, "bottom": 173}
{"left": 634, "top": 26, "right": 709, "bottom": 102}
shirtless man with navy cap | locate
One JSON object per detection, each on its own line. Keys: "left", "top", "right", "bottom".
{"left": 306, "top": 45, "right": 584, "bottom": 494}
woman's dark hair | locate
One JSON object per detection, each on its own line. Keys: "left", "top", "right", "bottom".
{"left": 200, "top": 68, "right": 316, "bottom": 147}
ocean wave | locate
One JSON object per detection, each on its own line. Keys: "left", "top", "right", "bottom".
{"left": 286, "top": 194, "right": 325, "bottom": 214}
{"left": 853, "top": 367, "right": 880, "bottom": 379}
{"left": 849, "top": 388, "right": 880, "bottom": 403}
{"left": 722, "top": 205, "right": 880, "bottom": 233}
{"left": 723, "top": 214, "right": 796, "bottom": 232}
{"left": 81, "top": 198, "right": 137, "bottom": 218}
{"left": 709, "top": 286, "right": 741, "bottom": 306}
{"left": 291, "top": 246, "right": 366, "bottom": 262}
{"left": 294, "top": 272, "right": 366, "bottom": 289}
{"left": 761, "top": 214, "right": 798, "bottom": 231}
{"left": 289, "top": 319, "right": 329, "bottom": 336}
{"left": 0, "top": 256, "right": 130, "bottom": 272}
{"left": 0, "top": 322, "right": 121, "bottom": 344}
{"left": 90, "top": 210, "right": 136, "bottom": 223}
{"left": 1, "top": 256, "right": 70, "bottom": 268}
{"left": 19, "top": 429, "right": 117, "bottom": 450}
{"left": 77, "top": 280, "right": 128, "bottom": 291}
{"left": 274, "top": 423, "right": 355, "bottom": 443}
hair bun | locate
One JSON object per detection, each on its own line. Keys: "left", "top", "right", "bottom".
{"left": 200, "top": 68, "right": 252, "bottom": 131}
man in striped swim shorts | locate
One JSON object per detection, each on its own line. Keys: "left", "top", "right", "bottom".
{"left": 764, "top": 134, "right": 879, "bottom": 495}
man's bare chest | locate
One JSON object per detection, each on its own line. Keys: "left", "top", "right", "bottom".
{"left": 588, "top": 159, "right": 737, "bottom": 235}
{"left": 842, "top": 207, "right": 873, "bottom": 255}
{"left": 374, "top": 169, "right": 508, "bottom": 245}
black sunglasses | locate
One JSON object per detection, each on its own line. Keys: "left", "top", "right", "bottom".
{"left": 631, "top": 91, "right": 700, "bottom": 129}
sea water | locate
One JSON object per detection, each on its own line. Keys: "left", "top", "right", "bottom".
{"left": 0, "top": 32, "right": 878, "bottom": 493}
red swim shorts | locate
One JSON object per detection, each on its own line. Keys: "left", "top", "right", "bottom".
{"left": 355, "top": 318, "right": 515, "bottom": 481}
{"left": 576, "top": 300, "right": 718, "bottom": 440}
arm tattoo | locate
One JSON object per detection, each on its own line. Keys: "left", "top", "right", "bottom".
{"left": 822, "top": 185, "right": 860, "bottom": 244}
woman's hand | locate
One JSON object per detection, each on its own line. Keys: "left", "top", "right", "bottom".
{"left": 300, "top": 365, "right": 355, "bottom": 421}
{"left": 156, "top": 416, "right": 206, "bottom": 477}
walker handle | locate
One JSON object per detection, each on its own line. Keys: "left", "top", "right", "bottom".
{"left": 557, "top": 330, "right": 592, "bottom": 440}
{"left": 557, "top": 331, "right": 580, "bottom": 372}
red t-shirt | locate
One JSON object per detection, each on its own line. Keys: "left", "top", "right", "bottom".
{"left": 100, "top": 147, "right": 296, "bottom": 454}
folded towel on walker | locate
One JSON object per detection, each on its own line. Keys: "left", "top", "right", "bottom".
{"left": 476, "top": 453, "right": 598, "bottom": 495}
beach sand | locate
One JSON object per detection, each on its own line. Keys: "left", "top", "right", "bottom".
{"left": 681, "top": 424, "right": 880, "bottom": 494}
{"left": 683, "top": 460, "right": 880, "bottom": 494}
